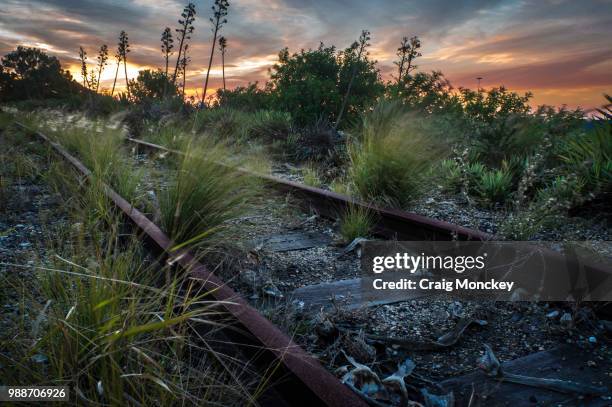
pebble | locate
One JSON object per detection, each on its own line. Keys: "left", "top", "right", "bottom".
{"left": 546, "top": 310, "right": 559, "bottom": 319}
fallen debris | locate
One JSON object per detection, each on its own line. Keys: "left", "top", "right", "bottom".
{"left": 478, "top": 344, "right": 609, "bottom": 397}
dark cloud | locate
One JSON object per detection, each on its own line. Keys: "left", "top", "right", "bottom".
{"left": 0, "top": 0, "right": 610, "bottom": 107}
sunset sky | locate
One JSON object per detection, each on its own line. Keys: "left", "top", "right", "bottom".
{"left": 1, "top": 0, "right": 610, "bottom": 110}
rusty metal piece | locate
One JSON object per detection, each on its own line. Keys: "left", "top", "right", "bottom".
{"left": 18, "top": 123, "right": 368, "bottom": 407}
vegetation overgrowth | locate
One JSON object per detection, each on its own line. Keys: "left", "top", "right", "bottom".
{"left": 0, "top": 119, "right": 266, "bottom": 405}
{"left": 0, "top": 1, "right": 610, "bottom": 240}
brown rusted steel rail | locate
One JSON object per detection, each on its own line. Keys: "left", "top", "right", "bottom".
{"left": 17, "top": 123, "right": 368, "bottom": 407}
{"left": 127, "top": 137, "right": 492, "bottom": 241}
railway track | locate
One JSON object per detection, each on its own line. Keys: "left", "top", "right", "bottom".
{"left": 125, "top": 137, "right": 492, "bottom": 242}
{"left": 14, "top": 121, "right": 612, "bottom": 406}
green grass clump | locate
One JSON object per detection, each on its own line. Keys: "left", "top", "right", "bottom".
{"left": 192, "top": 108, "right": 250, "bottom": 140}
{"left": 159, "top": 142, "right": 255, "bottom": 249}
{"left": 302, "top": 164, "right": 323, "bottom": 188}
{"left": 476, "top": 167, "right": 513, "bottom": 206}
{"left": 340, "top": 205, "right": 374, "bottom": 242}
{"left": 246, "top": 110, "right": 292, "bottom": 143}
{"left": 31, "top": 117, "right": 144, "bottom": 205}
{"left": 348, "top": 101, "right": 445, "bottom": 207}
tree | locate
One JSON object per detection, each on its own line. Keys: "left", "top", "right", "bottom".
{"left": 161, "top": 27, "right": 174, "bottom": 98}
{"left": 118, "top": 31, "right": 131, "bottom": 98}
{"left": 110, "top": 37, "right": 122, "bottom": 96}
{"left": 218, "top": 36, "right": 227, "bottom": 91}
{"left": 201, "top": 0, "right": 229, "bottom": 105}
{"left": 395, "top": 36, "right": 421, "bottom": 84}
{"left": 161, "top": 27, "right": 174, "bottom": 78}
{"left": 335, "top": 29, "right": 371, "bottom": 130}
{"left": 78, "top": 46, "right": 89, "bottom": 89}
{"left": 0, "top": 46, "right": 77, "bottom": 101}
{"left": 179, "top": 44, "right": 190, "bottom": 96}
{"left": 95, "top": 44, "right": 108, "bottom": 93}
{"left": 269, "top": 44, "right": 341, "bottom": 126}
{"left": 129, "top": 69, "right": 178, "bottom": 104}
{"left": 172, "top": 3, "right": 196, "bottom": 86}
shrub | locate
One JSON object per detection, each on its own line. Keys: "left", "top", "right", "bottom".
{"left": 246, "top": 110, "right": 292, "bottom": 144}
{"left": 438, "top": 158, "right": 462, "bottom": 193}
{"left": 558, "top": 122, "right": 611, "bottom": 195}
{"left": 476, "top": 168, "right": 512, "bottom": 206}
{"left": 499, "top": 175, "right": 585, "bottom": 239}
{"left": 192, "top": 108, "right": 250, "bottom": 140}
{"left": 348, "top": 101, "right": 444, "bottom": 206}
{"left": 340, "top": 205, "right": 374, "bottom": 242}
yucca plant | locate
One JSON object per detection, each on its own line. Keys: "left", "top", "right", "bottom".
{"left": 158, "top": 142, "right": 255, "bottom": 250}
{"left": 348, "top": 100, "right": 445, "bottom": 207}
{"left": 476, "top": 168, "right": 513, "bottom": 206}
{"left": 558, "top": 122, "right": 611, "bottom": 194}
{"left": 438, "top": 158, "right": 462, "bottom": 193}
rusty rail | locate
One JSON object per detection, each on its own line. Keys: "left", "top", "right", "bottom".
{"left": 17, "top": 122, "right": 368, "bottom": 407}
{"left": 127, "top": 137, "right": 492, "bottom": 241}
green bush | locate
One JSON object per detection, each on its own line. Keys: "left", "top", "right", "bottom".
{"left": 348, "top": 101, "right": 445, "bottom": 206}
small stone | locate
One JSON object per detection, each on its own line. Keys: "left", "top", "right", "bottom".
{"left": 560, "top": 312, "right": 572, "bottom": 329}
{"left": 546, "top": 310, "right": 559, "bottom": 319}
{"left": 31, "top": 353, "right": 48, "bottom": 363}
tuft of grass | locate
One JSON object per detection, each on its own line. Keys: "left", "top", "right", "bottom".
{"left": 28, "top": 116, "right": 144, "bottom": 205}
{"left": 192, "top": 108, "right": 250, "bottom": 140}
{"left": 348, "top": 100, "right": 445, "bottom": 207}
{"left": 340, "top": 204, "right": 375, "bottom": 242}
{"left": 302, "top": 164, "right": 323, "bottom": 188}
{"left": 158, "top": 141, "right": 256, "bottom": 250}
{"left": 246, "top": 110, "right": 292, "bottom": 144}
{"left": 330, "top": 177, "right": 352, "bottom": 196}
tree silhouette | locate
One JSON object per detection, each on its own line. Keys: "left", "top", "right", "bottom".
{"left": 118, "top": 31, "right": 131, "bottom": 98}
{"left": 161, "top": 27, "right": 174, "bottom": 97}
{"left": 78, "top": 46, "right": 89, "bottom": 89}
{"left": 95, "top": 44, "right": 108, "bottom": 93}
{"left": 110, "top": 39, "right": 121, "bottom": 96}
{"left": 218, "top": 36, "right": 227, "bottom": 91}
{"left": 201, "top": 0, "right": 229, "bottom": 105}
{"left": 335, "top": 29, "right": 370, "bottom": 130}
{"left": 394, "top": 36, "right": 421, "bottom": 84}
{"left": 180, "top": 44, "right": 191, "bottom": 96}
{"left": 172, "top": 3, "right": 196, "bottom": 86}
{"left": 161, "top": 27, "right": 174, "bottom": 79}
{"left": 1, "top": 46, "right": 77, "bottom": 101}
